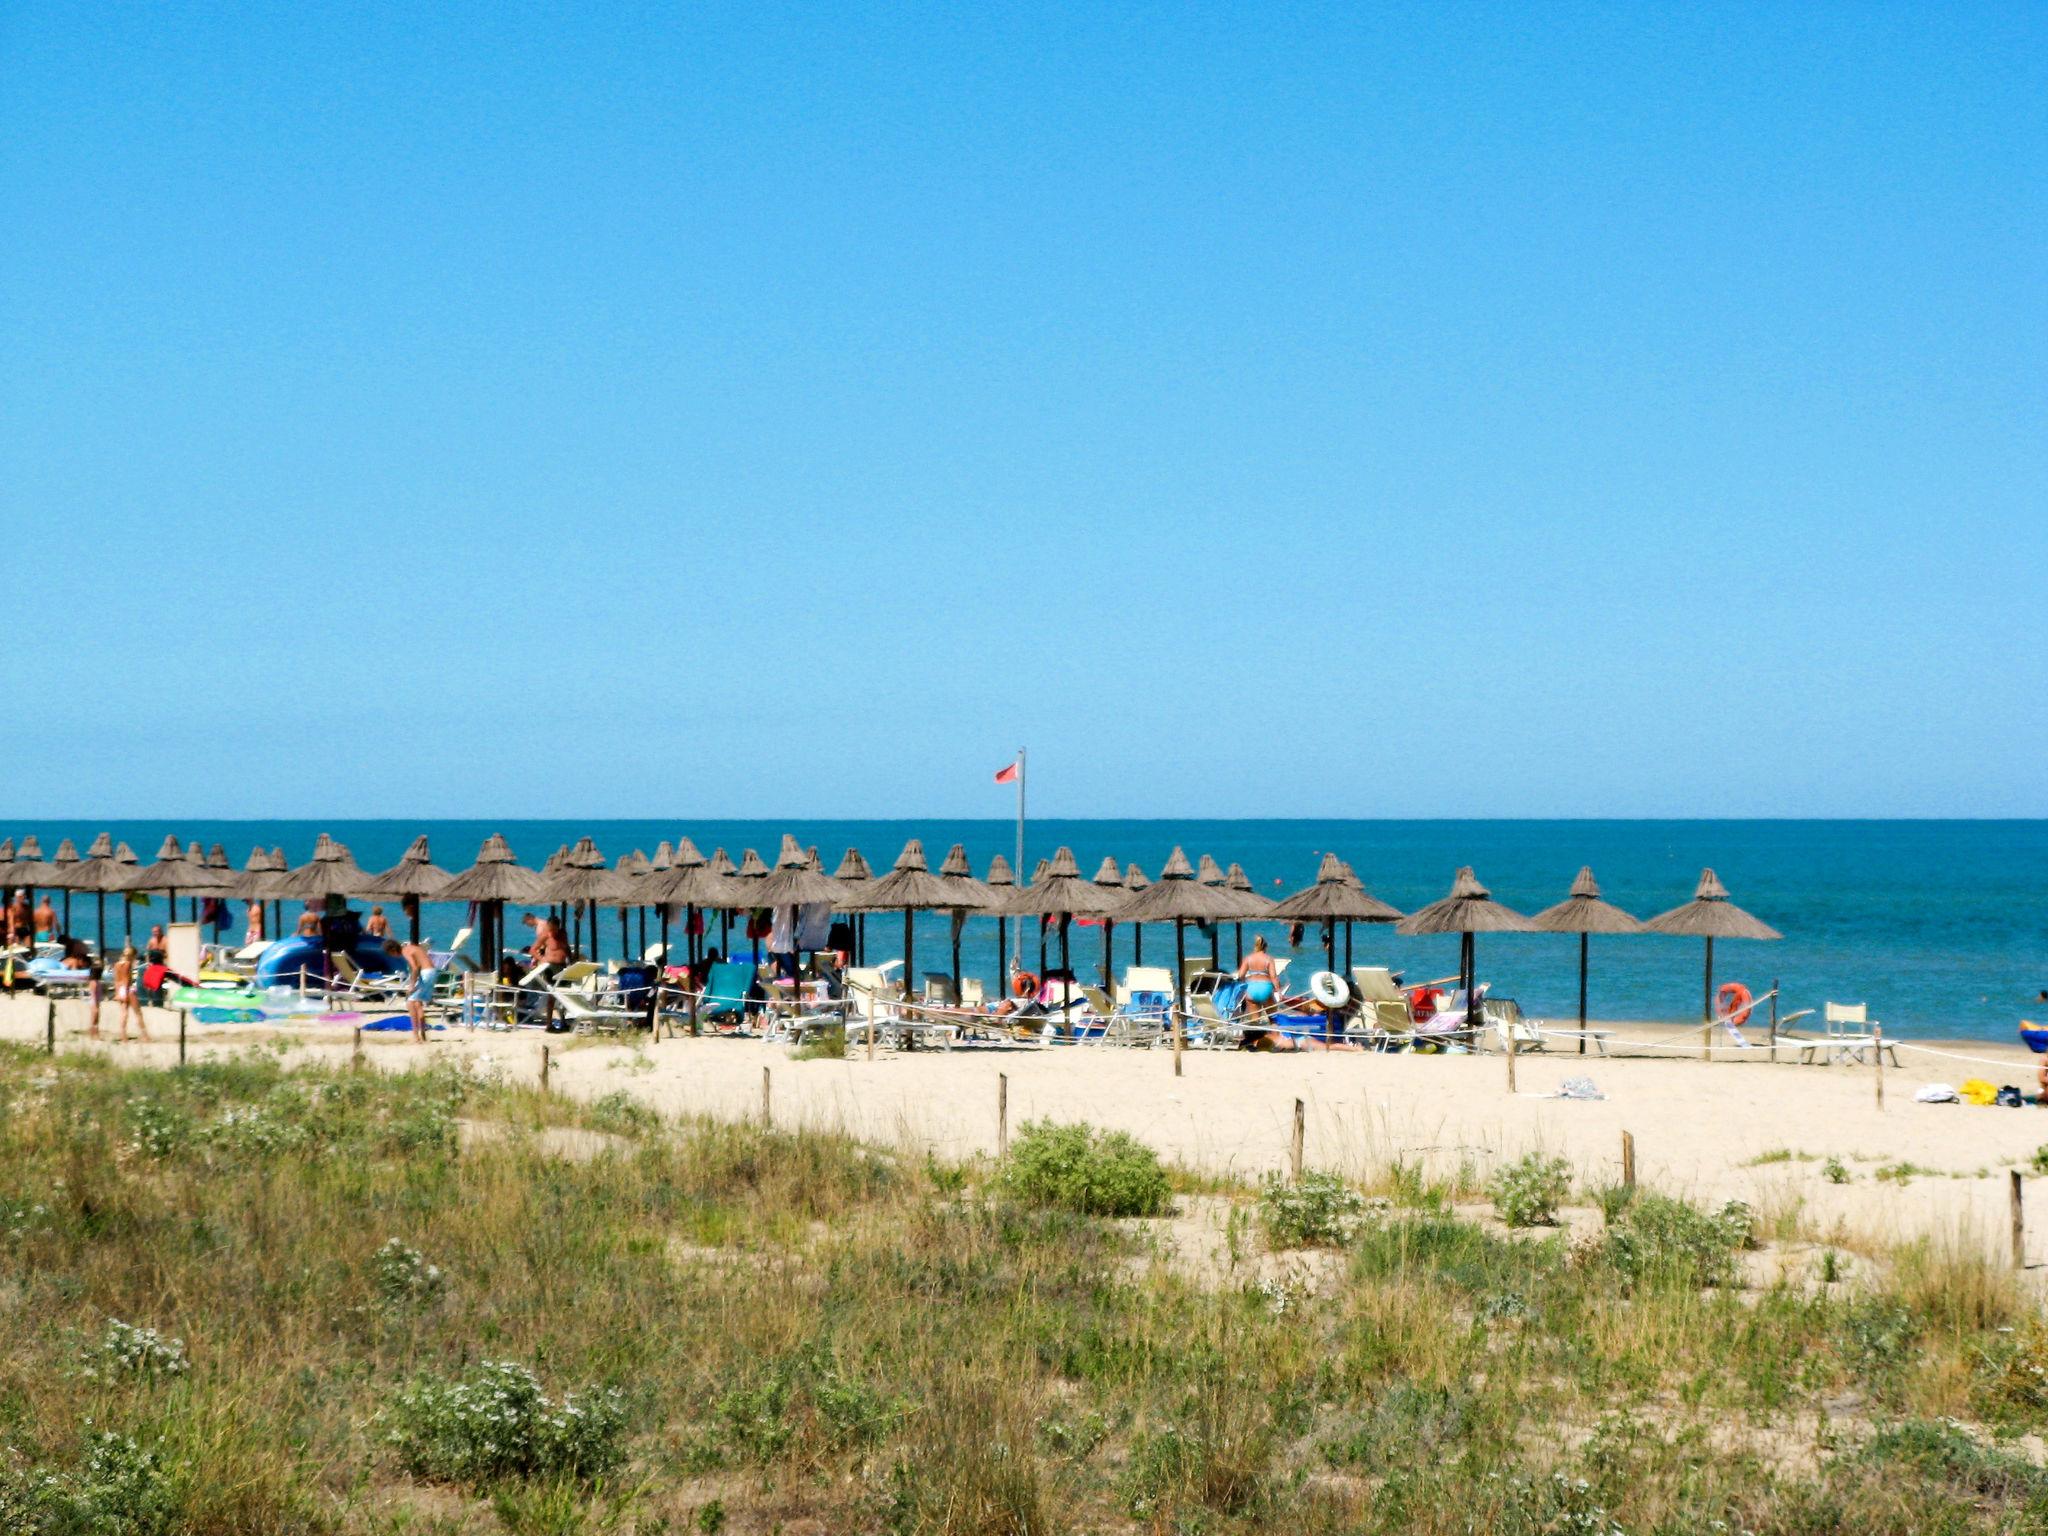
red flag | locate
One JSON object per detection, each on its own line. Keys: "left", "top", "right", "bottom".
{"left": 993, "top": 761, "right": 1019, "bottom": 784}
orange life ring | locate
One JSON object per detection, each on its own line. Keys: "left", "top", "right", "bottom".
{"left": 1717, "top": 981, "right": 1753, "bottom": 1029}
{"left": 1011, "top": 970, "right": 1039, "bottom": 1000}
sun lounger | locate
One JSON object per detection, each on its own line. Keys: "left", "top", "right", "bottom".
{"left": 328, "top": 952, "right": 409, "bottom": 1002}
{"left": 1350, "top": 966, "right": 1405, "bottom": 1006}
{"left": 700, "top": 961, "right": 759, "bottom": 1027}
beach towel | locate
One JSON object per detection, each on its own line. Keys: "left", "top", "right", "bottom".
{"left": 1556, "top": 1076, "right": 1605, "bottom": 1101}
{"left": 1914, "top": 1083, "right": 1959, "bottom": 1104}
{"left": 1959, "top": 1079, "right": 1999, "bottom": 1106}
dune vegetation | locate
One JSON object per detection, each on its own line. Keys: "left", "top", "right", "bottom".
{"left": 0, "top": 1040, "right": 2043, "bottom": 1534}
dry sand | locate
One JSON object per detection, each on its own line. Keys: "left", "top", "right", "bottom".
{"left": 7, "top": 992, "right": 2044, "bottom": 1263}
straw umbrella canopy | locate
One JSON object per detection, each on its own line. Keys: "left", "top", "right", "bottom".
{"left": 440, "top": 834, "right": 550, "bottom": 966}
{"left": 858, "top": 839, "right": 978, "bottom": 1008}
{"left": 1218, "top": 861, "right": 1275, "bottom": 967}
{"left": 752, "top": 836, "right": 843, "bottom": 980}
{"left": 1531, "top": 867, "right": 1644, "bottom": 1052}
{"left": 545, "top": 838, "right": 627, "bottom": 958}
{"left": 1123, "top": 862, "right": 1151, "bottom": 965}
{"left": 646, "top": 838, "right": 721, "bottom": 971}
{"left": 70, "top": 834, "right": 128, "bottom": 952}
{"left": 1269, "top": 853, "right": 1403, "bottom": 976}
{"left": 722, "top": 850, "right": 771, "bottom": 956}
{"left": 1116, "top": 846, "right": 1247, "bottom": 1017}
{"left": 273, "top": 834, "right": 377, "bottom": 905}
{"left": 985, "top": 854, "right": 1017, "bottom": 982}
{"left": 367, "top": 836, "right": 453, "bottom": 942}
{"left": 1002, "top": 846, "right": 1122, "bottom": 987}
{"left": 123, "top": 835, "right": 195, "bottom": 924}
{"left": 1642, "top": 869, "right": 1780, "bottom": 1027}
{"left": 42, "top": 839, "right": 85, "bottom": 933}
{"left": 936, "top": 843, "right": 998, "bottom": 997}
{"left": 1087, "top": 856, "right": 1129, "bottom": 990}
{"left": 1395, "top": 867, "right": 1535, "bottom": 1031}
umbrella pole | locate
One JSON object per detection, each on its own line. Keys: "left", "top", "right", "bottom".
{"left": 1059, "top": 913, "right": 1070, "bottom": 980}
{"left": 1135, "top": 921, "right": 1143, "bottom": 967}
{"left": 1173, "top": 918, "right": 1187, "bottom": 1069}
{"left": 1234, "top": 921, "right": 1242, "bottom": 966}
{"left": 1037, "top": 918, "right": 1046, "bottom": 980}
{"left": 1345, "top": 922, "right": 1353, "bottom": 971}
{"left": 1324, "top": 920, "right": 1335, "bottom": 975}
{"left": 97, "top": 892, "right": 106, "bottom": 954}
{"left": 1578, "top": 931, "right": 1589, "bottom": 1056}
{"left": 1103, "top": 919, "right": 1113, "bottom": 992}
{"left": 997, "top": 916, "right": 1007, "bottom": 987}
{"left": 619, "top": 903, "right": 628, "bottom": 962}
{"left": 904, "top": 908, "right": 915, "bottom": 1016}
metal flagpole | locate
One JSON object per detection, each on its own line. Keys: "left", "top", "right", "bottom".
{"left": 1014, "top": 746, "right": 1026, "bottom": 974}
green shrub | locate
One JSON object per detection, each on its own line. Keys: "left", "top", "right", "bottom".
{"left": 1860, "top": 1417, "right": 2048, "bottom": 1502}
{"left": 0, "top": 1433, "right": 181, "bottom": 1536}
{"left": 387, "top": 1360, "right": 626, "bottom": 1487}
{"left": 1970, "top": 1321, "right": 2048, "bottom": 1424}
{"left": 83, "top": 1319, "right": 189, "bottom": 1382}
{"left": 1591, "top": 1183, "right": 1635, "bottom": 1225}
{"left": 1840, "top": 1297, "right": 1920, "bottom": 1386}
{"left": 1822, "top": 1155, "right": 1851, "bottom": 1184}
{"left": 584, "top": 1089, "right": 658, "bottom": 1136}
{"left": 1489, "top": 1152, "right": 1572, "bottom": 1228}
{"left": 372, "top": 1238, "right": 447, "bottom": 1306}
{"left": 1602, "top": 1193, "right": 1752, "bottom": 1288}
{"left": 1258, "top": 1171, "right": 1378, "bottom": 1248}
{"left": 999, "top": 1121, "right": 1170, "bottom": 1218}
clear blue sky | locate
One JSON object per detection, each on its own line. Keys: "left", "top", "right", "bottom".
{"left": 4, "top": 4, "right": 2042, "bottom": 818}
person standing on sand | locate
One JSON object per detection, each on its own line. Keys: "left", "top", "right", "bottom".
{"left": 365, "top": 905, "right": 390, "bottom": 940}
{"left": 386, "top": 938, "right": 436, "bottom": 1043}
{"left": 6, "top": 891, "right": 32, "bottom": 945}
{"left": 33, "top": 895, "right": 57, "bottom": 943}
{"left": 245, "top": 901, "right": 265, "bottom": 946}
{"left": 1235, "top": 934, "right": 1282, "bottom": 1025}
{"left": 113, "top": 943, "right": 149, "bottom": 1043}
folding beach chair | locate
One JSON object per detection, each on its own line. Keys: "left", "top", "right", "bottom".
{"left": 700, "top": 960, "right": 760, "bottom": 1028}
{"left": 1803, "top": 1003, "right": 1896, "bottom": 1067}
{"left": 328, "top": 952, "right": 409, "bottom": 1003}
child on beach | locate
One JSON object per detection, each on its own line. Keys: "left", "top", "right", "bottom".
{"left": 112, "top": 943, "right": 149, "bottom": 1044}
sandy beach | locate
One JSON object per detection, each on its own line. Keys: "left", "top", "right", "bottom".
{"left": 7, "top": 992, "right": 2044, "bottom": 1261}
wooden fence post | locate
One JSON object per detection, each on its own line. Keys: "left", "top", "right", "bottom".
{"left": 1873, "top": 1026, "right": 1884, "bottom": 1111}
{"left": 353, "top": 1025, "right": 364, "bottom": 1070}
{"left": 761, "top": 1066, "right": 772, "bottom": 1127}
{"left": 998, "top": 1073, "right": 1009, "bottom": 1157}
{"left": 1290, "top": 1098, "right": 1305, "bottom": 1180}
{"left": 178, "top": 1009, "right": 187, "bottom": 1068}
{"left": 46, "top": 998, "right": 55, "bottom": 1055}
{"left": 1621, "top": 1130, "right": 1636, "bottom": 1188}
{"left": 1172, "top": 1013, "right": 1184, "bottom": 1078}
{"left": 2012, "top": 1172, "right": 2026, "bottom": 1272}
{"left": 540, "top": 1044, "right": 551, "bottom": 1093}
{"left": 1506, "top": 1026, "right": 1518, "bottom": 1094}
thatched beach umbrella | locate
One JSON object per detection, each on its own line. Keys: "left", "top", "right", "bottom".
{"left": 1027, "top": 858, "right": 1051, "bottom": 976}
{"left": 124, "top": 835, "right": 194, "bottom": 925}
{"left": 1090, "top": 856, "right": 1127, "bottom": 990}
{"left": 440, "top": 834, "right": 550, "bottom": 967}
{"left": 1123, "top": 863, "right": 1150, "bottom": 966}
{"left": 860, "top": 839, "right": 978, "bottom": 1020}
{"left": 42, "top": 839, "right": 85, "bottom": 933}
{"left": 832, "top": 847, "right": 875, "bottom": 965}
{"left": 110, "top": 842, "right": 141, "bottom": 939}
{"left": 1270, "top": 853, "right": 1403, "bottom": 976}
{"left": 274, "top": 834, "right": 376, "bottom": 905}
{"left": 368, "top": 836, "right": 453, "bottom": 943}
{"left": 546, "top": 838, "right": 626, "bottom": 960}
{"left": 72, "top": 833, "right": 127, "bottom": 952}
{"left": 648, "top": 838, "right": 723, "bottom": 973}
{"left": 937, "top": 843, "right": 997, "bottom": 997}
{"left": 1224, "top": 862, "right": 1272, "bottom": 965}
{"left": 753, "top": 836, "right": 844, "bottom": 979}
{"left": 1531, "top": 867, "right": 1644, "bottom": 1054}
{"left": 1395, "top": 867, "right": 1535, "bottom": 1032}
{"left": 985, "top": 854, "right": 1017, "bottom": 982}
{"left": 1002, "top": 846, "right": 1121, "bottom": 988}
{"left": 1643, "top": 869, "right": 1780, "bottom": 1028}
{"left": 1117, "top": 846, "right": 1246, "bottom": 1015}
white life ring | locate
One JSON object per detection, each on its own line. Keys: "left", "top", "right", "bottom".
{"left": 1309, "top": 971, "right": 1349, "bottom": 1009}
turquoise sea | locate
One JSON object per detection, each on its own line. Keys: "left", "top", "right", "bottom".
{"left": 8, "top": 819, "right": 2044, "bottom": 1043}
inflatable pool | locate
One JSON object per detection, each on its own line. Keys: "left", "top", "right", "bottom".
{"left": 253, "top": 936, "right": 407, "bottom": 990}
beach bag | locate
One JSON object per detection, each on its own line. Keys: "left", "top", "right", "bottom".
{"left": 1959, "top": 1079, "right": 1999, "bottom": 1106}
{"left": 1914, "top": 1083, "right": 1959, "bottom": 1104}
{"left": 1997, "top": 1086, "right": 2026, "bottom": 1108}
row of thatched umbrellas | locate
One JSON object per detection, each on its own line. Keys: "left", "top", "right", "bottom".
{"left": 3, "top": 830, "right": 1779, "bottom": 1028}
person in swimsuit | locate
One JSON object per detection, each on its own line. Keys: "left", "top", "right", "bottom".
{"left": 2, "top": 892, "right": 24, "bottom": 947}
{"left": 1235, "top": 935, "right": 1282, "bottom": 1015}
{"left": 387, "top": 939, "right": 436, "bottom": 1042}
{"left": 33, "top": 896, "right": 57, "bottom": 943}
{"left": 245, "top": 901, "right": 266, "bottom": 946}
{"left": 145, "top": 925, "right": 168, "bottom": 963}
{"left": 113, "top": 942, "right": 149, "bottom": 1043}
{"left": 365, "top": 905, "right": 391, "bottom": 940}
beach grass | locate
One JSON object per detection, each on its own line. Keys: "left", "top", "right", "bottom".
{"left": 0, "top": 1042, "right": 2044, "bottom": 1533}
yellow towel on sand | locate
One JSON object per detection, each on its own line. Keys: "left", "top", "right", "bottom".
{"left": 1959, "top": 1078, "right": 1999, "bottom": 1106}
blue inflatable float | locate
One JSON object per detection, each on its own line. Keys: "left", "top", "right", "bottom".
{"left": 253, "top": 936, "right": 408, "bottom": 990}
